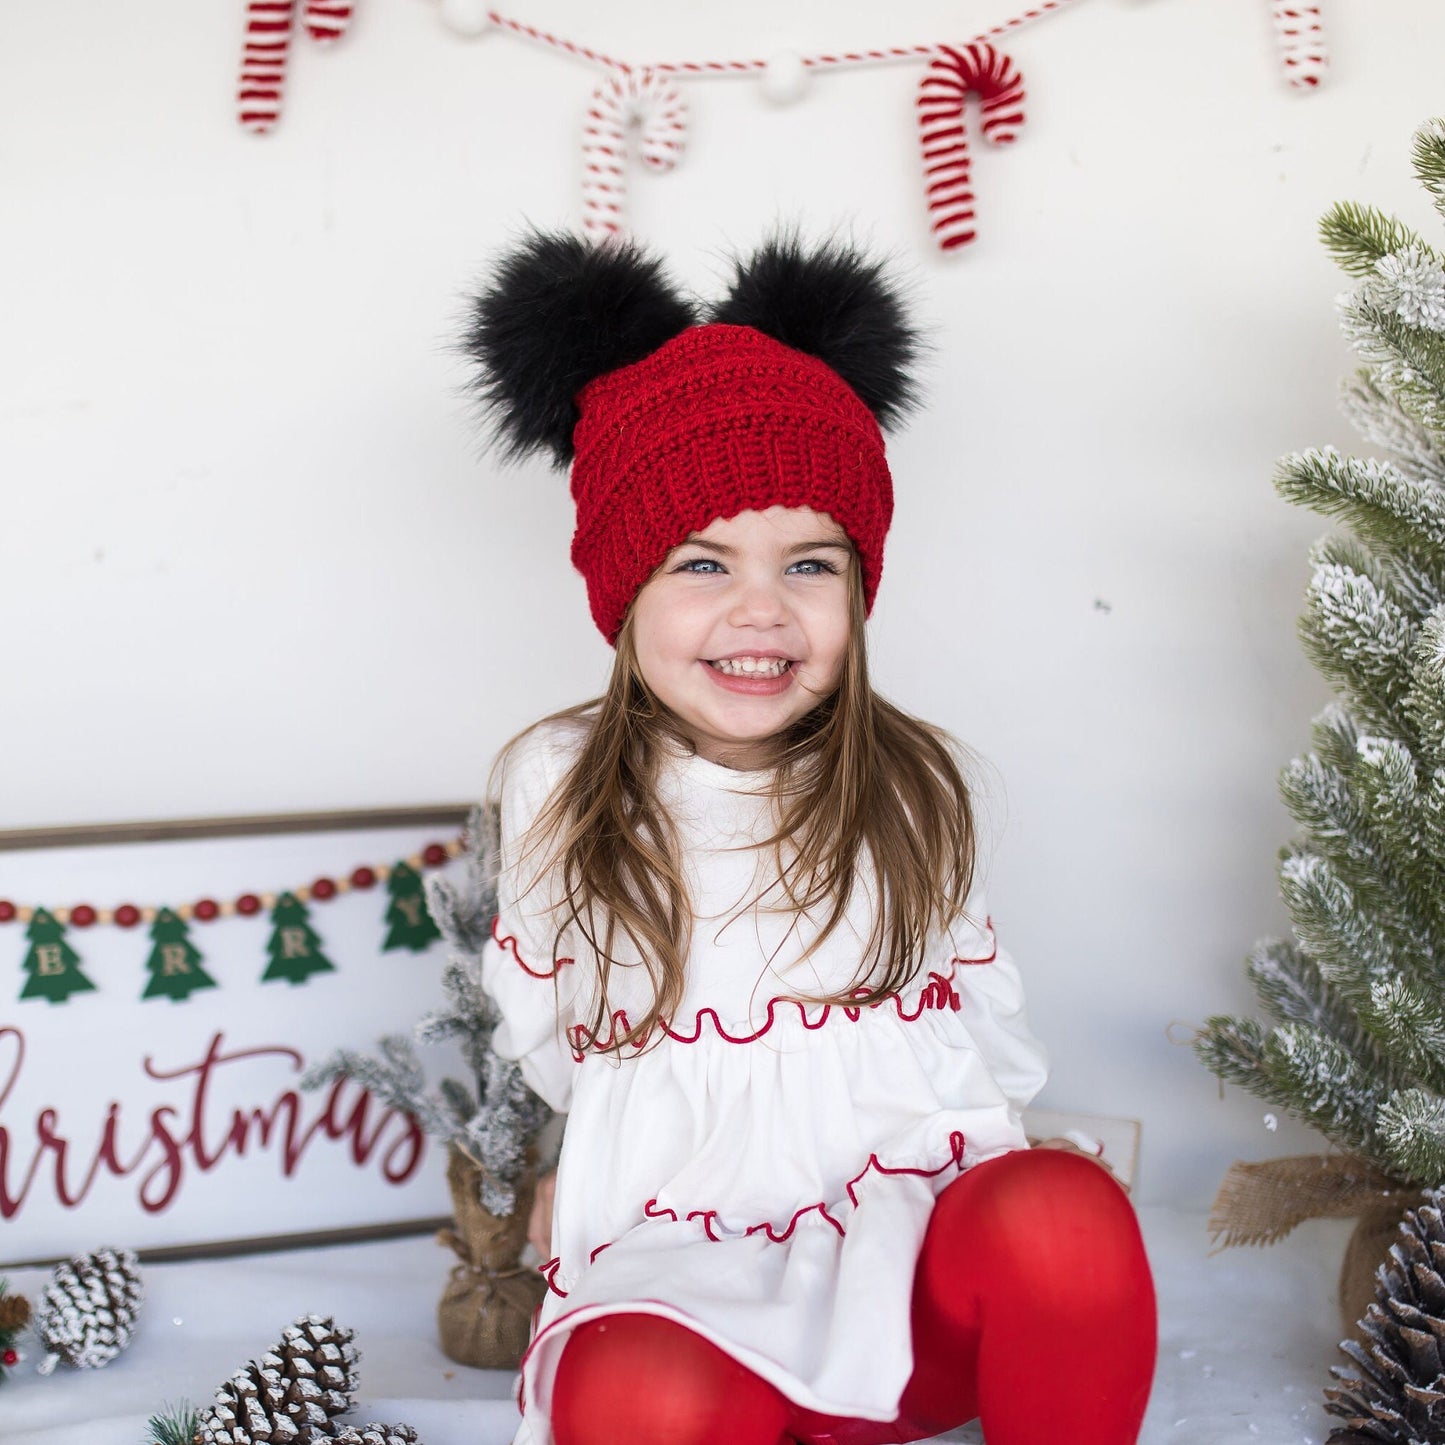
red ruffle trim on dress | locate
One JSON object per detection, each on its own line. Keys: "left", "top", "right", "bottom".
{"left": 491, "top": 914, "right": 575, "bottom": 978}
{"left": 489, "top": 916, "right": 997, "bottom": 1059}
{"left": 563, "top": 933, "right": 999, "bottom": 1057}
{"left": 539, "top": 1130, "right": 968, "bottom": 1299}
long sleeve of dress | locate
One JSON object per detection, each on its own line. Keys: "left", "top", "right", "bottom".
{"left": 478, "top": 723, "right": 585, "bottom": 1115}
{"left": 944, "top": 889, "right": 1049, "bottom": 1127}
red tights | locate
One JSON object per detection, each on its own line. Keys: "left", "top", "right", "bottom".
{"left": 549, "top": 1149, "right": 1156, "bottom": 1445}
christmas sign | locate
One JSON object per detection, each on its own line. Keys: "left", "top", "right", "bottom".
{"left": 0, "top": 809, "right": 469, "bottom": 1265}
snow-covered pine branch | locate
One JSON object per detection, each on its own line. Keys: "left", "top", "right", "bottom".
{"left": 1339, "top": 372, "right": 1445, "bottom": 488}
{"left": 1320, "top": 200, "right": 1438, "bottom": 279}
{"left": 1276, "top": 449, "right": 1445, "bottom": 579}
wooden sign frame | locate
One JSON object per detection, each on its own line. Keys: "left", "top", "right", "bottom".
{"left": 0, "top": 803, "right": 473, "bottom": 1268}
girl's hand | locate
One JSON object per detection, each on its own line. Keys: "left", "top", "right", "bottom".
{"left": 529, "top": 1168, "right": 558, "bottom": 1259}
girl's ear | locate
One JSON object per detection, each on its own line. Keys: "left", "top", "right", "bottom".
{"left": 707, "top": 232, "right": 923, "bottom": 432}
{"left": 462, "top": 228, "right": 698, "bottom": 469}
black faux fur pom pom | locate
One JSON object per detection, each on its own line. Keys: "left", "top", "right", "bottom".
{"left": 709, "top": 233, "right": 923, "bottom": 431}
{"left": 461, "top": 229, "right": 697, "bottom": 468}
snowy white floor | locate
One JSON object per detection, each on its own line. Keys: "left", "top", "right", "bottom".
{"left": 4, "top": 1207, "right": 1355, "bottom": 1445}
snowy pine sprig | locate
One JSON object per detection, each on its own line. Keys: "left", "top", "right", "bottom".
{"left": 1414, "top": 118, "right": 1445, "bottom": 222}
{"left": 1320, "top": 200, "right": 1437, "bottom": 278}
{"left": 302, "top": 801, "right": 553, "bottom": 1216}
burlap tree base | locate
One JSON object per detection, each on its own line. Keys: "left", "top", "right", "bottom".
{"left": 1206, "top": 1153, "right": 1430, "bottom": 1335}
{"left": 1338, "top": 1208, "right": 1413, "bottom": 1338}
{"left": 437, "top": 1145, "right": 547, "bottom": 1369}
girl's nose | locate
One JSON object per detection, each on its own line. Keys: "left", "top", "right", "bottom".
{"left": 728, "top": 577, "right": 788, "bottom": 627}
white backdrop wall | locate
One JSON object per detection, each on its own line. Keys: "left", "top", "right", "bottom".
{"left": 2, "top": 0, "right": 1442, "bottom": 1207}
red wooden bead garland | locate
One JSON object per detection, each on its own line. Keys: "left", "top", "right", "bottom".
{"left": 7, "top": 834, "right": 458, "bottom": 935}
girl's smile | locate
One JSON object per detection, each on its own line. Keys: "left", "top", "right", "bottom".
{"left": 703, "top": 652, "right": 796, "bottom": 693}
{"left": 629, "top": 505, "right": 852, "bottom": 767}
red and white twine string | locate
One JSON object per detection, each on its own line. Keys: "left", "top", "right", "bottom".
{"left": 1265, "top": 2, "right": 1327, "bottom": 89}
{"left": 485, "top": 0, "right": 1085, "bottom": 79}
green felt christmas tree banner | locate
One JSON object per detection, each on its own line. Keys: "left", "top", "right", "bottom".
{"left": 0, "top": 806, "right": 469, "bottom": 1005}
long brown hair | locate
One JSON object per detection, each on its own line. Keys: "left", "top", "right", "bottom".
{"left": 488, "top": 553, "right": 978, "bottom": 1056}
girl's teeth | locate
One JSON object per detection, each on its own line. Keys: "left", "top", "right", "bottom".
{"left": 712, "top": 658, "right": 790, "bottom": 676}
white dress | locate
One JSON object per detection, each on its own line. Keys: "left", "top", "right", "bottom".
{"left": 479, "top": 718, "right": 1049, "bottom": 1445}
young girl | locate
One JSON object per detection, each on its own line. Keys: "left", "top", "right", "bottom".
{"left": 462, "top": 231, "right": 1157, "bottom": 1445}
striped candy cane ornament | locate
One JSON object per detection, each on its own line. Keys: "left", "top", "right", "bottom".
{"left": 917, "top": 42, "right": 1025, "bottom": 252}
{"left": 238, "top": 0, "right": 357, "bottom": 133}
{"left": 304, "top": 0, "right": 354, "bottom": 43}
{"left": 581, "top": 67, "right": 688, "bottom": 241}
{"left": 1267, "top": 2, "right": 1327, "bottom": 88}
{"left": 238, "top": 0, "right": 296, "bottom": 134}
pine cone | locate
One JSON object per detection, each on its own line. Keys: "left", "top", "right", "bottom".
{"left": 276, "top": 1314, "right": 359, "bottom": 1419}
{"left": 35, "top": 1246, "right": 143, "bottom": 1371}
{"left": 332, "top": 1426, "right": 422, "bottom": 1445}
{"left": 196, "top": 1315, "right": 359, "bottom": 1445}
{"left": 1325, "top": 1188, "right": 1445, "bottom": 1442}
{"left": 0, "top": 1292, "right": 31, "bottom": 1332}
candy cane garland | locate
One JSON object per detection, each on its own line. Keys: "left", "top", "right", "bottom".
{"left": 238, "top": 0, "right": 356, "bottom": 133}
{"left": 581, "top": 67, "right": 688, "bottom": 241}
{"left": 238, "top": 0, "right": 297, "bottom": 134}
{"left": 304, "top": 0, "right": 354, "bottom": 44}
{"left": 917, "top": 42, "right": 1025, "bottom": 252}
{"left": 1266, "top": 2, "right": 1327, "bottom": 88}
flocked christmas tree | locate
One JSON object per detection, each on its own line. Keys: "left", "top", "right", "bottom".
{"left": 141, "top": 907, "right": 218, "bottom": 1002}
{"left": 1197, "top": 120, "right": 1445, "bottom": 1198}
{"left": 303, "top": 802, "right": 552, "bottom": 1369}
{"left": 304, "top": 805, "right": 551, "bottom": 1214}
{"left": 19, "top": 908, "right": 96, "bottom": 1004}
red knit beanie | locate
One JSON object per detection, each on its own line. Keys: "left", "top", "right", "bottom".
{"left": 570, "top": 323, "right": 892, "bottom": 645}
{"left": 462, "top": 231, "right": 920, "bottom": 646}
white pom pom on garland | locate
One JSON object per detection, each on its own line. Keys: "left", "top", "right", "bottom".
{"left": 439, "top": 0, "right": 492, "bottom": 39}
{"left": 761, "top": 50, "right": 809, "bottom": 105}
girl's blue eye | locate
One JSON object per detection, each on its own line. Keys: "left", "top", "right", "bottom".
{"left": 673, "top": 558, "right": 840, "bottom": 576}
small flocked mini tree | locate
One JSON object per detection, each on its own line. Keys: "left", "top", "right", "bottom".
{"left": 305, "top": 805, "right": 551, "bottom": 1214}
{"left": 304, "top": 803, "right": 552, "bottom": 1369}
{"left": 19, "top": 908, "right": 96, "bottom": 1004}
{"left": 1197, "top": 121, "right": 1445, "bottom": 1206}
